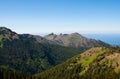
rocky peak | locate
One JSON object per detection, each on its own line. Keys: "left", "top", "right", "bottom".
{"left": 71, "top": 32, "right": 84, "bottom": 38}
{"left": 44, "top": 33, "right": 57, "bottom": 40}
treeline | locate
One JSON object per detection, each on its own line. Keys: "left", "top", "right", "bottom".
{"left": 0, "top": 68, "right": 36, "bottom": 79}
{"left": 36, "top": 63, "right": 120, "bottom": 79}
{"left": 1, "top": 69, "right": 120, "bottom": 79}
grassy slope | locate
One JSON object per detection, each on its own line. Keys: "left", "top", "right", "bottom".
{"left": 35, "top": 47, "right": 120, "bottom": 79}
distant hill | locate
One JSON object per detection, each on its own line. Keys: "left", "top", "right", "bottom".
{"left": 36, "top": 47, "right": 120, "bottom": 79}
{"left": 44, "top": 33, "right": 110, "bottom": 49}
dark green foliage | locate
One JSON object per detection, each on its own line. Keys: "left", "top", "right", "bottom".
{"left": 35, "top": 47, "right": 120, "bottom": 79}
{"left": 0, "top": 35, "right": 81, "bottom": 74}
{"left": 0, "top": 47, "right": 120, "bottom": 79}
{"left": 0, "top": 68, "right": 35, "bottom": 79}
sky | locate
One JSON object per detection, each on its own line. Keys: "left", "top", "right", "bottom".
{"left": 0, "top": 0, "right": 120, "bottom": 34}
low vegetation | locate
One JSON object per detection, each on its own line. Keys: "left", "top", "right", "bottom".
{"left": 35, "top": 47, "right": 120, "bottom": 79}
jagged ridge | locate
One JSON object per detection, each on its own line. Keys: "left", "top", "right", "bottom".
{"left": 44, "top": 32, "right": 111, "bottom": 48}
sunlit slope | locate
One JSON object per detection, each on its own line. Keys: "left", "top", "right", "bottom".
{"left": 36, "top": 47, "right": 120, "bottom": 79}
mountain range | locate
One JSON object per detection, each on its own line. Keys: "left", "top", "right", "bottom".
{"left": 1, "top": 27, "right": 119, "bottom": 79}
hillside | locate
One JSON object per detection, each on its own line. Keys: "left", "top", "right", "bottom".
{"left": 0, "top": 27, "right": 82, "bottom": 74}
{"left": 36, "top": 47, "right": 120, "bottom": 79}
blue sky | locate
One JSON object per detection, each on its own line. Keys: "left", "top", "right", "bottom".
{"left": 0, "top": 0, "right": 120, "bottom": 34}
